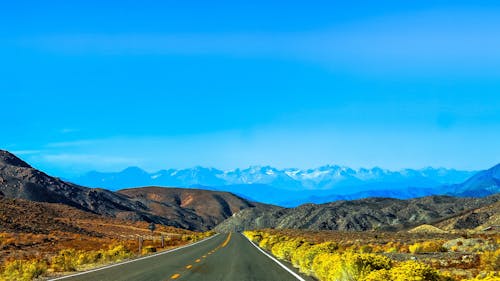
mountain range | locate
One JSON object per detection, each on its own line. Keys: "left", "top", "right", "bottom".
{"left": 71, "top": 165, "right": 480, "bottom": 206}
{"left": 214, "top": 194, "right": 500, "bottom": 232}
{"left": 1, "top": 150, "right": 499, "bottom": 233}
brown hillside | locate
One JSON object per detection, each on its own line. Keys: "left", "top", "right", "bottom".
{"left": 119, "top": 187, "right": 258, "bottom": 230}
{"left": 0, "top": 150, "right": 263, "bottom": 231}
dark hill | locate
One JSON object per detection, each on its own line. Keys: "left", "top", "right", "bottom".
{"left": 0, "top": 150, "right": 156, "bottom": 219}
{"left": 215, "top": 194, "right": 499, "bottom": 232}
{"left": 0, "top": 150, "right": 261, "bottom": 231}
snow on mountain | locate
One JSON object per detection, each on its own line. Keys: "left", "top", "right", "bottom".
{"left": 69, "top": 164, "right": 496, "bottom": 206}
{"left": 72, "top": 165, "right": 475, "bottom": 192}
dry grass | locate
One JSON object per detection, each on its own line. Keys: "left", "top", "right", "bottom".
{"left": 0, "top": 198, "right": 213, "bottom": 280}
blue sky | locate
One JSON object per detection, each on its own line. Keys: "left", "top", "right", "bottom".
{"left": 1, "top": 1, "right": 500, "bottom": 177}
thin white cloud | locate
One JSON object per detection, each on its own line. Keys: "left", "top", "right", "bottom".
{"left": 42, "top": 153, "right": 141, "bottom": 166}
{"left": 46, "top": 139, "right": 102, "bottom": 148}
{"left": 10, "top": 150, "right": 41, "bottom": 155}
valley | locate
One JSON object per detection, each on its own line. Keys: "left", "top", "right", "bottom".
{"left": 0, "top": 150, "right": 498, "bottom": 281}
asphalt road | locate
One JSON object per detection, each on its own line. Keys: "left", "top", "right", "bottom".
{"left": 51, "top": 233, "right": 315, "bottom": 281}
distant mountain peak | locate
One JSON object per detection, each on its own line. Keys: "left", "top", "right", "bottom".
{"left": 490, "top": 163, "right": 500, "bottom": 175}
{"left": 0, "top": 150, "right": 32, "bottom": 168}
{"left": 121, "top": 166, "right": 148, "bottom": 173}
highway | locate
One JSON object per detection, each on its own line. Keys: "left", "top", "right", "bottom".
{"left": 50, "top": 232, "right": 315, "bottom": 281}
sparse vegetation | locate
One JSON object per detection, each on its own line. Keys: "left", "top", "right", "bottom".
{"left": 244, "top": 229, "right": 500, "bottom": 281}
{"left": 0, "top": 216, "right": 214, "bottom": 281}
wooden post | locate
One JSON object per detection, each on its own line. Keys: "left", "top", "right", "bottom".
{"left": 139, "top": 237, "right": 143, "bottom": 255}
{"left": 161, "top": 235, "right": 165, "bottom": 248}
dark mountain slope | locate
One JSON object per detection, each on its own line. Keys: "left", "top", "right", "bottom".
{"left": 215, "top": 194, "right": 500, "bottom": 232}
{"left": 0, "top": 151, "right": 161, "bottom": 221}
{"left": 0, "top": 150, "right": 262, "bottom": 231}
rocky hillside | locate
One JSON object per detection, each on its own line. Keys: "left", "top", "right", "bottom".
{"left": 0, "top": 196, "right": 99, "bottom": 235}
{"left": 118, "top": 187, "right": 259, "bottom": 230}
{"left": 215, "top": 194, "right": 500, "bottom": 232}
{"left": 0, "top": 150, "right": 260, "bottom": 231}
{"left": 435, "top": 200, "right": 500, "bottom": 231}
{"left": 0, "top": 150, "right": 163, "bottom": 222}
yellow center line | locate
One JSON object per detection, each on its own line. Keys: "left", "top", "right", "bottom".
{"left": 170, "top": 273, "right": 181, "bottom": 279}
{"left": 185, "top": 265, "right": 193, "bottom": 269}
{"left": 221, "top": 233, "right": 232, "bottom": 247}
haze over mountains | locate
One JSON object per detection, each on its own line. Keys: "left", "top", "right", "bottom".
{"left": 1, "top": 150, "right": 499, "bottom": 233}
{"left": 72, "top": 165, "right": 479, "bottom": 206}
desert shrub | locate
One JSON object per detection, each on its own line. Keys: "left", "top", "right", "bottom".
{"left": 50, "top": 244, "right": 133, "bottom": 272}
{"left": 271, "top": 238, "right": 304, "bottom": 261}
{"left": 103, "top": 244, "right": 133, "bottom": 262}
{"left": 76, "top": 251, "right": 101, "bottom": 266}
{"left": 51, "top": 249, "right": 78, "bottom": 272}
{"left": 389, "top": 260, "right": 443, "bottom": 281}
{"left": 360, "top": 245, "right": 373, "bottom": 253}
{"left": 181, "top": 235, "right": 192, "bottom": 242}
{"left": 386, "top": 247, "right": 398, "bottom": 253}
{"left": 296, "top": 242, "right": 339, "bottom": 275}
{"left": 361, "top": 260, "right": 449, "bottom": 281}
{"left": 479, "top": 249, "right": 500, "bottom": 271}
{"left": 243, "top": 230, "right": 264, "bottom": 243}
{"left": 0, "top": 259, "right": 47, "bottom": 281}
{"left": 467, "top": 271, "right": 499, "bottom": 281}
{"left": 259, "top": 234, "right": 281, "bottom": 251}
{"left": 141, "top": 246, "right": 157, "bottom": 255}
{"left": 409, "top": 241, "right": 446, "bottom": 254}
{"left": 312, "top": 252, "right": 391, "bottom": 281}
{"left": 200, "top": 231, "right": 216, "bottom": 238}
{"left": 291, "top": 242, "right": 313, "bottom": 269}
{"left": 361, "top": 268, "right": 392, "bottom": 281}
{"left": 312, "top": 252, "right": 342, "bottom": 281}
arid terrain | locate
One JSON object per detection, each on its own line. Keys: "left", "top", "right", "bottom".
{"left": 0, "top": 194, "right": 213, "bottom": 280}
{"left": 244, "top": 227, "right": 499, "bottom": 281}
{"left": 0, "top": 150, "right": 498, "bottom": 281}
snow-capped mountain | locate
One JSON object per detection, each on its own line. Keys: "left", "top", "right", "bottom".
{"left": 70, "top": 164, "right": 500, "bottom": 206}
{"left": 72, "top": 165, "right": 474, "bottom": 191}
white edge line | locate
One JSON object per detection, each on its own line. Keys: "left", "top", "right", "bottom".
{"left": 243, "top": 235, "right": 307, "bottom": 281}
{"left": 49, "top": 233, "right": 220, "bottom": 280}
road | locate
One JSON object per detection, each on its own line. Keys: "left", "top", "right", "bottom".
{"left": 51, "top": 233, "right": 315, "bottom": 281}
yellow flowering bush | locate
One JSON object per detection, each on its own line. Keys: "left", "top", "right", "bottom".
{"left": 479, "top": 249, "right": 499, "bottom": 271}
{"left": 50, "top": 244, "right": 133, "bottom": 272}
{"left": 271, "top": 238, "right": 304, "bottom": 261}
{"left": 361, "top": 260, "right": 452, "bottom": 281}
{"left": 465, "top": 271, "right": 499, "bottom": 281}
{"left": 361, "top": 268, "right": 392, "bottom": 281}
{"left": 295, "top": 242, "right": 339, "bottom": 275}
{"left": 312, "top": 252, "right": 391, "bottom": 281}
{"left": 409, "top": 241, "right": 446, "bottom": 254}
{"left": 0, "top": 259, "right": 47, "bottom": 281}
{"left": 389, "top": 261, "right": 444, "bottom": 281}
